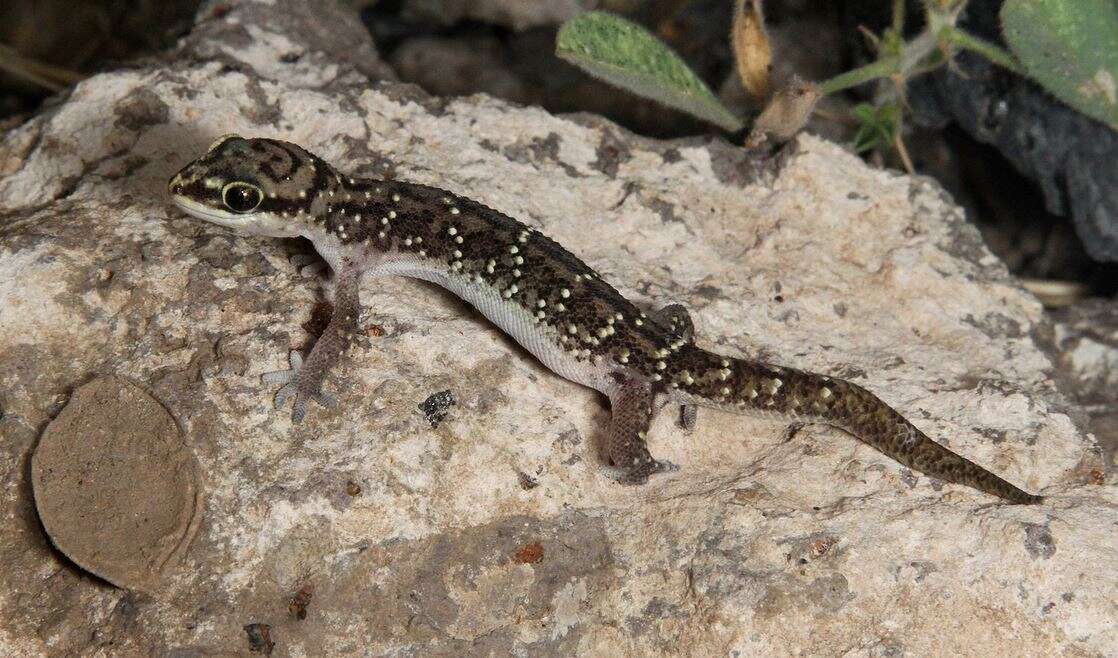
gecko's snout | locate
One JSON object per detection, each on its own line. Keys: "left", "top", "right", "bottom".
{"left": 167, "top": 167, "right": 190, "bottom": 196}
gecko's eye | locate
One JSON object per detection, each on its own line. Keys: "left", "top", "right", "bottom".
{"left": 222, "top": 182, "right": 263, "bottom": 213}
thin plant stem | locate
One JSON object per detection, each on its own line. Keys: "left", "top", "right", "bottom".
{"left": 942, "top": 27, "right": 1023, "bottom": 74}
{"left": 893, "top": 129, "right": 915, "bottom": 174}
{"left": 819, "top": 57, "right": 900, "bottom": 95}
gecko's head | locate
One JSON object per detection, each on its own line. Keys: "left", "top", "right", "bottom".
{"left": 168, "top": 134, "right": 335, "bottom": 238}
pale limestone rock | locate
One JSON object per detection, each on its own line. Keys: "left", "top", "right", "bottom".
{"left": 1046, "top": 300, "right": 1118, "bottom": 472}
{"left": 0, "top": 0, "right": 1112, "bottom": 655}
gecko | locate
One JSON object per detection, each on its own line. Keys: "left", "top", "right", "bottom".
{"left": 168, "top": 135, "right": 1041, "bottom": 504}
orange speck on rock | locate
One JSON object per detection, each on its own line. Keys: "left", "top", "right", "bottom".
{"left": 513, "top": 542, "right": 544, "bottom": 564}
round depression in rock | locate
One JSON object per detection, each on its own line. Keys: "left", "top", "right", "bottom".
{"left": 30, "top": 375, "right": 202, "bottom": 591}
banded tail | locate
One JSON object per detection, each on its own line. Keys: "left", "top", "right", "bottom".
{"left": 670, "top": 346, "right": 1042, "bottom": 504}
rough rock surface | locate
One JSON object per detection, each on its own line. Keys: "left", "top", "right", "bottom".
{"left": 31, "top": 375, "right": 202, "bottom": 591}
{"left": 0, "top": 1, "right": 1113, "bottom": 655}
{"left": 1046, "top": 300, "right": 1118, "bottom": 473}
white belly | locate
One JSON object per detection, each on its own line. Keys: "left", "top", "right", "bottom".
{"left": 372, "top": 262, "right": 606, "bottom": 391}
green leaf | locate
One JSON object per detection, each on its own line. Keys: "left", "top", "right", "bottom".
{"left": 1001, "top": 0, "right": 1118, "bottom": 131}
{"left": 851, "top": 102, "right": 899, "bottom": 154}
{"left": 556, "top": 11, "right": 743, "bottom": 132}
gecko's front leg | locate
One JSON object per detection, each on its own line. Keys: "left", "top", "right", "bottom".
{"left": 263, "top": 270, "right": 364, "bottom": 422}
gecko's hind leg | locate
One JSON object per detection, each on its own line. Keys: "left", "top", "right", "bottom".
{"left": 262, "top": 270, "right": 362, "bottom": 423}
{"left": 608, "top": 382, "right": 678, "bottom": 484}
{"left": 652, "top": 304, "right": 699, "bottom": 434}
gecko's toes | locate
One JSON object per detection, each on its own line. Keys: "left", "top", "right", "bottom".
{"left": 289, "top": 253, "right": 327, "bottom": 278}
{"left": 262, "top": 351, "right": 303, "bottom": 385}
{"left": 263, "top": 350, "right": 338, "bottom": 422}
{"left": 300, "top": 262, "right": 328, "bottom": 278}
{"left": 262, "top": 369, "right": 295, "bottom": 386}
{"left": 273, "top": 382, "right": 297, "bottom": 409}
{"left": 291, "top": 398, "right": 308, "bottom": 424}
{"left": 617, "top": 459, "right": 678, "bottom": 485}
{"left": 290, "top": 388, "right": 334, "bottom": 422}
{"left": 283, "top": 389, "right": 334, "bottom": 424}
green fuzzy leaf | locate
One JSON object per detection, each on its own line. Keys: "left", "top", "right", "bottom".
{"left": 1001, "top": 0, "right": 1118, "bottom": 131}
{"left": 556, "top": 11, "right": 743, "bottom": 132}
{"left": 851, "top": 103, "right": 899, "bottom": 154}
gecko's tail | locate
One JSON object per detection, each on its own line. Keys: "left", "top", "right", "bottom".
{"left": 828, "top": 381, "right": 1043, "bottom": 505}
{"left": 675, "top": 347, "right": 1041, "bottom": 504}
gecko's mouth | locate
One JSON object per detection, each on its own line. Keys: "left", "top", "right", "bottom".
{"left": 170, "top": 194, "right": 249, "bottom": 231}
